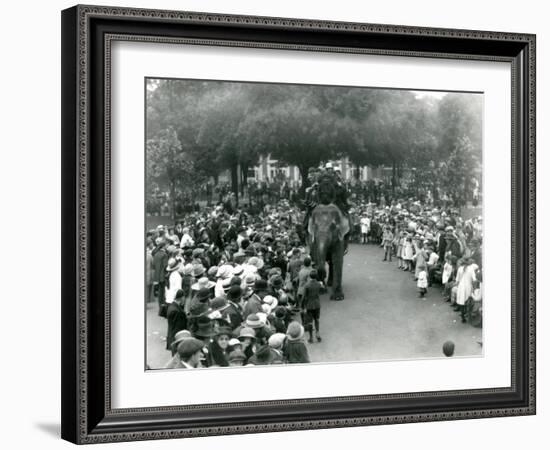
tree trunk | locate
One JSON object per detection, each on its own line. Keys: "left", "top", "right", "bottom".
{"left": 391, "top": 161, "right": 396, "bottom": 194}
{"left": 230, "top": 163, "right": 239, "bottom": 205}
{"left": 169, "top": 179, "right": 176, "bottom": 220}
{"left": 298, "top": 164, "right": 310, "bottom": 197}
{"left": 241, "top": 163, "right": 249, "bottom": 198}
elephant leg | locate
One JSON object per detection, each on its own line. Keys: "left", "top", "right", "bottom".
{"left": 317, "top": 261, "right": 328, "bottom": 294}
{"left": 327, "top": 254, "right": 334, "bottom": 287}
{"left": 331, "top": 244, "right": 345, "bottom": 300}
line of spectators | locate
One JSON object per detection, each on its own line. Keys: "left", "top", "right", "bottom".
{"left": 146, "top": 196, "right": 483, "bottom": 369}
{"left": 348, "top": 199, "right": 483, "bottom": 326}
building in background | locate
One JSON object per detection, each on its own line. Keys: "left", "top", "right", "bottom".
{"left": 220, "top": 155, "right": 382, "bottom": 185}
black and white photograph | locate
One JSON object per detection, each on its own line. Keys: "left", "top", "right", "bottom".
{"left": 145, "top": 78, "right": 484, "bottom": 370}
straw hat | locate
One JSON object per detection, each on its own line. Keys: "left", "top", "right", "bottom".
{"left": 191, "top": 276, "right": 215, "bottom": 291}
{"left": 245, "top": 314, "right": 264, "bottom": 329}
{"left": 237, "top": 327, "right": 256, "bottom": 340}
{"left": 268, "top": 333, "right": 286, "bottom": 350}
{"left": 286, "top": 321, "right": 304, "bottom": 341}
{"left": 165, "top": 257, "right": 181, "bottom": 272}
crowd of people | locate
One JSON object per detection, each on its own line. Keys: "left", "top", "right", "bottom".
{"left": 146, "top": 170, "right": 483, "bottom": 369}
{"left": 348, "top": 199, "right": 483, "bottom": 327}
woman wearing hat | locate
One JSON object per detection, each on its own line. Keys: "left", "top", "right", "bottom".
{"left": 191, "top": 263, "right": 207, "bottom": 280}
{"left": 214, "top": 264, "right": 234, "bottom": 298}
{"left": 192, "top": 287, "right": 212, "bottom": 306}
{"left": 244, "top": 313, "right": 273, "bottom": 345}
{"left": 164, "top": 257, "right": 183, "bottom": 305}
{"left": 166, "top": 289, "right": 189, "bottom": 355}
{"left": 267, "top": 275, "right": 284, "bottom": 299}
{"left": 192, "top": 316, "right": 215, "bottom": 367}
{"left": 270, "top": 305, "right": 291, "bottom": 333}
{"left": 455, "top": 257, "right": 479, "bottom": 323}
{"left": 267, "top": 333, "right": 286, "bottom": 363}
{"left": 284, "top": 321, "right": 310, "bottom": 364}
{"left": 236, "top": 327, "right": 256, "bottom": 363}
{"left": 191, "top": 276, "right": 215, "bottom": 292}
{"left": 206, "top": 326, "right": 233, "bottom": 367}
{"left": 186, "top": 288, "right": 212, "bottom": 333}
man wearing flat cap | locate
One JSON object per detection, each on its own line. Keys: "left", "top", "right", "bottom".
{"left": 176, "top": 338, "right": 205, "bottom": 369}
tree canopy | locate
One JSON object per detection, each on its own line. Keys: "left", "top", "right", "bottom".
{"left": 146, "top": 79, "right": 482, "bottom": 215}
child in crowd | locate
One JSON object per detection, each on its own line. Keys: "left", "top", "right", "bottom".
{"left": 402, "top": 235, "right": 414, "bottom": 271}
{"left": 296, "top": 256, "right": 313, "bottom": 311}
{"left": 382, "top": 225, "right": 394, "bottom": 262}
{"left": 284, "top": 321, "right": 310, "bottom": 363}
{"left": 396, "top": 230, "right": 405, "bottom": 269}
{"left": 417, "top": 270, "right": 428, "bottom": 298}
{"left": 414, "top": 240, "right": 428, "bottom": 280}
{"left": 302, "top": 269, "right": 323, "bottom": 343}
{"left": 441, "top": 254, "right": 454, "bottom": 300}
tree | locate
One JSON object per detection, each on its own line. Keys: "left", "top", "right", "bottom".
{"left": 146, "top": 127, "right": 197, "bottom": 219}
{"left": 435, "top": 93, "right": 483, "bottom": 204}
{"left": 441, "top": 136, "right": 480, "bottom": 206}
{"left": 269, "top": 92, "right": 337, "bottom": 191}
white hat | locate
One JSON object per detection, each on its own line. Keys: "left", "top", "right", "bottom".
{"left": 256, "top": 312, "right": 268, "bottom": 325}
{"left": 228, "top": 338, "right": 241, "bottom": 347}
{"left": 268, "top": 333, "right": 286, "bottom": 350}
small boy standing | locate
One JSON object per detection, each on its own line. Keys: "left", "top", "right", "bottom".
{"left": 417, "top": 270, "right": 428, "bottom": 298}
{"left": 296, "top": 256, "right": 313, "bottom": 311}
{"left": 302, "top": 269, "right": 323, "bottom": 343}
{"left": 382, "top": 225, "right": 394, "bottom": 262}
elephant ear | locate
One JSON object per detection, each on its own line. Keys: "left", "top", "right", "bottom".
{"left": 308, "top": 216, "right": 315, "bottom": 242}
{"left": 335, "top": 209, "right": 350, "bottom": 241}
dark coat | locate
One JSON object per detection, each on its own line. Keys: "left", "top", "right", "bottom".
{"left": 166, "top": 301, "right": 187, "bottom": 352}
{"left": 287, "top": 257, "right": 303, "bottom": 283}
{"left": 222, "top": 225, "right": 238, "bottom": 245}
{"left": 221, "top": 302, "right": 244, "bottom": 330}
{"left": 243, "top": 294, "right": 263, "bottom": 318}
{"left": 437, "top": 234, "right": 447, "bottom": 261}
{"left": 248, "top": 347, "right": 283, "bottom": 365}
{"left": 271, "top": 316, "right": 288, "bottom": 334}
{"left": 446, "top": 238, "right": 463, "bottom": 258}
{"left": 152, "top": 247, "right": 168, "bottom": 283}
{"left": 284, "top": 339, "right": 310, "bottom": 364}
{"left": 206, "top": 340, "right": 229, "bottom": 367}
{"left": 303, "top": 279, "right": 322, "bottom": 310}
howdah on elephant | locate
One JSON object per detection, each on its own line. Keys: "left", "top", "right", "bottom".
{"left": 308, "top": 203, "right": 349, "bottom": 300}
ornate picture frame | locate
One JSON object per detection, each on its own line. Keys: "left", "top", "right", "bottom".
{"left": 61, "top": 5, "right": 535, "bottom": 444}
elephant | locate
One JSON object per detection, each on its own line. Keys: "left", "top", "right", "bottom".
{"left": 308, "top": 203, "right": 349, "bottom": 300}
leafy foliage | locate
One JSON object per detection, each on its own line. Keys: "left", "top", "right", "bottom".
{"left": 146, "top": 79, "right": 483, "bottom": 211}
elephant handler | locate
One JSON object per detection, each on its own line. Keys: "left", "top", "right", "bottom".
{"left": 302, "top": 269, "right": 323, "bottom": 343}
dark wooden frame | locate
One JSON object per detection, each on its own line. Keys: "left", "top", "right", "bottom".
{"left": 61, "top": 4, "right": 536, "bottom": 444}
